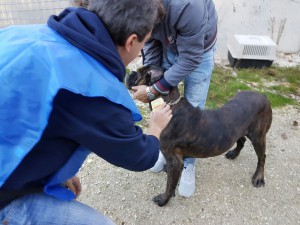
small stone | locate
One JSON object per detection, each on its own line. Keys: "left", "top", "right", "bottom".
{"left": 281, "top": 133, "right": 288, "bottom": 140}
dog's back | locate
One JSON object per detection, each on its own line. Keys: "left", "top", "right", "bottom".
{"left": 160, "top": 90, "right": 272, "bottom": 158}
{"left": 217, "top": 91, "right": 272, "bottom": 137}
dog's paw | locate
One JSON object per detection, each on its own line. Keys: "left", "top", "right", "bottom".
{"left": 225, "top": 149, "right": 239, "bottom": 159}
{"left": 252, "top": 175, "right": 265, "bottom": 187}
{"left": 153, "top": 194, "right": 168, "bottom": 207}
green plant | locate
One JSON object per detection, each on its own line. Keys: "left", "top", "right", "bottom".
{"left": 205, "top": 65, "right": 300, "bottom": 109}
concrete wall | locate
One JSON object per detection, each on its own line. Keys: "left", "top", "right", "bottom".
{"left": 213, "top": 0, "right": 300, "bottom": 58}
{"left": 1, "top": 0, "right": 299, "bottom": 60}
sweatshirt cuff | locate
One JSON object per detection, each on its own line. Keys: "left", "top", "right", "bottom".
{"left": 153, "top": 77, "right": 172, "bottom": 95}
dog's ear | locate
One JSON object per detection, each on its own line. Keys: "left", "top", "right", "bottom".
{"left": 137, "top": 65, "right": 150, "bottom": 75}
{"left": 149, "top": 66, "right": 164, "bottom": 83}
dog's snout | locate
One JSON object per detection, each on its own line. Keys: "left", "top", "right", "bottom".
{"left": 125, "top": 71, "right": 139, "bottom": 89}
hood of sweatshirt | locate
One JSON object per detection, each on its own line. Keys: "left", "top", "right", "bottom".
{"left": 48, "top": 7, "right": 125, "bottom": 81}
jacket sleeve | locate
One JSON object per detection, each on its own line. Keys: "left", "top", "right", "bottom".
{"left": 54, "top": 89, "right": 160, "bottom": 172}
{"left": 143, "top": 37, "right": 163, "bottom": 67}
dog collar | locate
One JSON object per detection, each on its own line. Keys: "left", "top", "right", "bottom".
{"left": 168, "top": 96, "right": 181, "bottom": 106}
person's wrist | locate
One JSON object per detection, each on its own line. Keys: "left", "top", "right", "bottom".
{"left": 152, "top": 82, "right": 170, "bottom": 96}
{"left": 147, "top": 126, "right": 161, "bottom": 139}
{"left": 150, "top": 86, "right": 159, "bottom": 95}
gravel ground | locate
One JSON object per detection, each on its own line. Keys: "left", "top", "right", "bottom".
{"left": 77, "top": 105, "right": 300, "bottom": 225}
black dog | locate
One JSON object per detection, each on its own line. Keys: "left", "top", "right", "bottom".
{"left": 126, "top": 66, "right": 272, "bottom": 207}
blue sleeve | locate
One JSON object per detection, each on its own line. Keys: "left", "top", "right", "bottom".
{"left": 55, "top": 89, "right": 160, "bottom": 171}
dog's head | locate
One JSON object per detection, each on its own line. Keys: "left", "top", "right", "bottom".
{"left": 125, "top": 65, "right": 181, "bottom": 106}
{"left": 125, "top": 65, "right": 164, "bottom": 89}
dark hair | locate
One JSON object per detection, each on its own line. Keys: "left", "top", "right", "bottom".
{"left": 88, "top": 0, "right": 165, "bottom": 46}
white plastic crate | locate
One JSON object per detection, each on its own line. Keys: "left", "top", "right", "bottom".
{"left": 227, "top": 35, "right": 277, "bottom": 60}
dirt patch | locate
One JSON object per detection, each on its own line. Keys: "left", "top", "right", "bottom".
{"left": 77, "top": 106, "right": 300, "bottom": 225}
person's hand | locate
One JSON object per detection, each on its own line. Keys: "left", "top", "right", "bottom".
{"left": 64, "top": 176, "right": 81, "bottom": 198}
{"left": 131, "top": 85, "right": 149, "bottom": 103}
{"left": 147, "top": 103, "right": 172, "bottom": 139}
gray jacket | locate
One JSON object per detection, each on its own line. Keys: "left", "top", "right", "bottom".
{"left": 143, "top": 0, "right": 218, "bottom": 87}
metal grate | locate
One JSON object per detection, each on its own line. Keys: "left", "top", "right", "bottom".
{"left": 227, "top": 34, "right": 277, "bottom": 60}
{"left": 242, "top": 45, "right": 270, "bottom": 57}
{"left": 0, "top": 0, "right": 70, "bottom": 28}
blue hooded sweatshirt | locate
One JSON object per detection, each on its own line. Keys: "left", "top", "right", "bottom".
{"left": 0, "top": 8, "right": 159, "bottom": 209}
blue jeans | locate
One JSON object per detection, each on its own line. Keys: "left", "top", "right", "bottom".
{"left": 162, "top": 46, "right": 215, "bottom": 167}
{"left": 0, "top": 193, "right": 115, "bottom": 225}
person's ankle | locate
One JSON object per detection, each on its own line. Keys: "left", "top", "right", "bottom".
{"left": 149, "top": 151, "right": 166, "bottom": 173}
{"left": 178, "top": 163, "right": 196, "bottom": 197}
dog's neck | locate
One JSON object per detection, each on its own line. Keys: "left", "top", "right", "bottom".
{"left": 161, "top": 86, "right": 181, "bottom": 107}
{"left": 168, "top": 96, "right": 181, "bottom": 106}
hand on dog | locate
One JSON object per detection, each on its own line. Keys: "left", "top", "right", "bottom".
{"left": 64, "top": 176, "right": 82, "bottom": 198}
{"left": 147, "top": 103, "right": 172, "bottom": 139}
{"left": 131, "top": 85, "right": 149, "bottom": 103}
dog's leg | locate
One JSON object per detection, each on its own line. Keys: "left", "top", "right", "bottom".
{"left": 250, "top": 136, "right": 266, "bottom": 187}
{"left": 225, "top": 137, "right": 246, "bottom": 159}
{"left": 153, "top": 149, "right": 183, "bottom": 207}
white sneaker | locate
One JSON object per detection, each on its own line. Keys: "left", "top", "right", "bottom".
{"left": 150, "top": 151, "right": 166, "bottom": 173}
{"left": 178, "top": 163, "right": 196, "bottom": 197}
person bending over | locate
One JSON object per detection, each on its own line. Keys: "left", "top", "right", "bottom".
{"left": 0, "top": 0, "right": 169, "bottom": 224}
{"left": 132, "top": 0, "right": 218, "bottom": 198}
